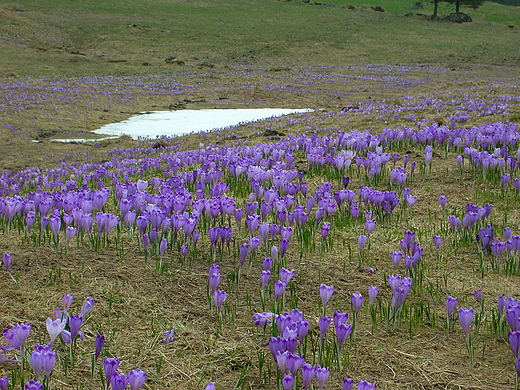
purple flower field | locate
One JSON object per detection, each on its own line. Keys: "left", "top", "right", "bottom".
{"left": 1, "top": 58, "right": 520, "bottom": 389}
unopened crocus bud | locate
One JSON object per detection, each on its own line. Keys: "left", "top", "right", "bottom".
{"left": 474, "top": 289, "right": 482, "bottom": 303}
{"left": 95, "top": 334, "right": 105, "bottom": 361}
{"left": 368, "top": 285, "right": 378, "bottom": 305}
{"left": 498, "top": 295, "right": 505, "bottom": 317}
{"left": 159, "top": 239, "right": 168, "bottom": 258}
{"left": 271, "top": 245, "right": 278, "bottom": 260}
{"left": 2, "top": 253, "right": 12, "bottom": 273}
{"left": 358, "top": 235, "right": 367, "bottom": 250}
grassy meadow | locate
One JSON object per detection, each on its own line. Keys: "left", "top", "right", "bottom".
{"left": 0, "top": 0, "right": 520, "bottom": 389}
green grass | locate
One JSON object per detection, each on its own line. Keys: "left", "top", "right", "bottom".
{"left": 1, "top": 0, "right": 519, "bottom": 77}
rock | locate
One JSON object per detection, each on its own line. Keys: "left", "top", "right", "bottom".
{"left": 165, "top": 59, "right": 185, "bottom": 66}
{"left": 347, "top": 5, "right": 356, "bottom": 10}
{"left": 409, "top": 2, "right": 423, "bottom": 9}
{"left": 443, "top": 12, "right": 472, "bottom": 23}
{"left": 262, "top": 130, "right": 286, "bottom": 137}
{"left": 370, "top": 6, "right": 385, "bottom": 12}
{"left": 197, "top": 61, "right": 214, "bottom": 68}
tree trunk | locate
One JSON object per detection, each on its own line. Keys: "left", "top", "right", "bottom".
{"left": 433, "top": 0, "right": 438, "bottom": 17}
{"left": 456, "top": 1, "right": 460, "bottom": 12}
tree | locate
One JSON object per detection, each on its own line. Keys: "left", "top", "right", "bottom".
{"left": 431, "top": 0, "right": 443, "bottom": 18}
{"left": 446, "top": 0, "right": 486, "bottom": 12}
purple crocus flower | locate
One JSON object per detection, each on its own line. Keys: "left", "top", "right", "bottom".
{"left": 509, "top": 331, "right": 520, "bottom": 359}
{"left": 205, "top": 383, "right": 215, "bottom": 390}
{"left": 358, "top": 235, "right": 367, "bottom": 251}
{"left": 351, "top": 292, "right": 363, "bottom": 315}
{"left": 162, "top": 329, "right": 175, "bottom": 344}
{"left": 274, "top": 280, "right": 287, "bottom": 302}
{"left": 24, "top": 380, "right": 43, "bottom": 390}
{"left": 498, "top": 295, "right": 505, "bottom": 317}
{"left": 3, "top": 253, "right": 12, "bottom": 273}
{"left": 127, "top": 369, "right": 146, "bottom": 390}
{"left": 365, "top": 219, "right": 376, "bottom": 237}
{"left": 287, "top": 352, "right": 304, "bottom": 375}
{"left": 301, "top": 363, "right": 316, "bottom": 390}
{"left": 69, "top": 315, "right": 84, "bottom": 341}
{"left": 42, "top": 350, "right": 56, "bottom": 378}
{"left": 280, "top": 268, "right": 295, "bottom": 283}
{"left": 253, "top": 312, "right": 274, "bottom": 326}
{"left": 62, "top": 293, "right": 74, "bottom": 316}
{"left": 280, "top": 238, "right": 289, "bottom": 258}
{"left": 358, "top": 380, "right": 377, "bottom": 390}
{"left": 315, "top": 365, "right": 330, "bottom": 389}
{"left": 391, "top": 251, "right": 402, "bottom": 271}
{"left": 433, "top": 236, "right": 444, "bottom": 250}
{"left": 31, "top": 351, "right": 44, "bottom": 380}
{"left": 208, "top": 264, "right": 220, "bottom": 276}
{"left": 239, "top": 243, "right": 249, "bottom": 268}
{"left": 336, "top": 323, "right": 353, "bottom": 352}
{"left": 104, "top": 357, "right": 120, "bottom": 389}
{"left": 213, "top": 290, "right": 227, "bottom": 314}
{"left": 474, "top": 289, "right": 482, "bottom": 303}
{"left": 3, "top": 322, "right": 30, "bottom": 351}
{"left": 95, "top": 334, "right": 105, "bottom": 361}
{"left": 458, "top": 308, "right": 474, "bottom": 335}
{"left": 46, "top": 318, "right": 66, "bottom": 344}
{"left": 368, "top": 285, "right": 378, "bottom": 305}
{"left": 320, "top": 284, "right": 334, "bottom": 308}
{"left": 446, "top": 296, "right": 458, "bottom": 317}
{"left": 260, "top": 270, "right": 270, "bottom": 290}
{"left": 209, "top": 273, "right": 221, "bottom": 295}
{"left": 333, "top": 310, "right": 348, "bottom": 328}
{"left": 0, "top": 377, "right": 8, "bottom": 390}
{"left": 80, "top": 297, "right": 94, "bottom": 319}
{"left": 111, "top": 372, "right": 128, "bottom": 390}
{"left": 263, "top": 257, "right": 273, "bottom": 270}
{"left": 282, "top": 373, "right": 294, "bottom": 390}
{"left": 343, "top": 377, "right": 354, "bottom": 390}
{"left": 318, "top": 316, "right": 331, "bottom": 341}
